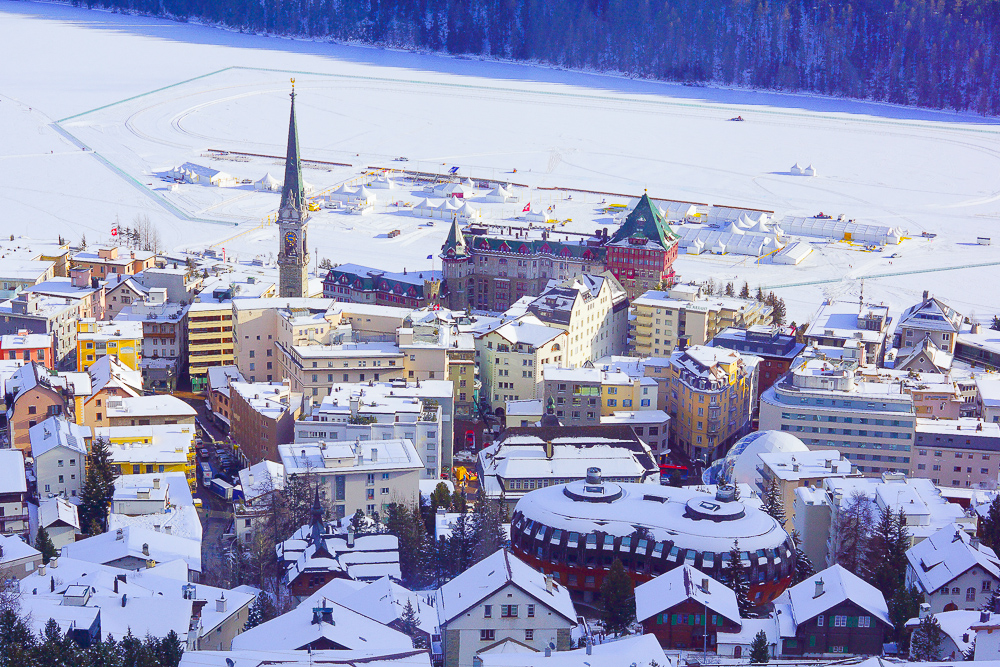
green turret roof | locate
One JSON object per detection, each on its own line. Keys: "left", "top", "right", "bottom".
{"left": 441, "top": 217, "right": 468, "bottom": 257}
{"left": 609, "top": 193, "right": 680, "bottom": 248}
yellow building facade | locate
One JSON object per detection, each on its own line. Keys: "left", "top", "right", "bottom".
{"left": 76, "top": 319, "right": 142, "bottom": 373}
{"left": 667, "top": 345, "right": 758, "bottom": 462}
{"left": 96, "top": 424, "right": 197, "bottom": 489}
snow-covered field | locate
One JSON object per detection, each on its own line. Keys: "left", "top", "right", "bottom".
{"left": 3, "top": 0, "right": 1000, "bottom": 323}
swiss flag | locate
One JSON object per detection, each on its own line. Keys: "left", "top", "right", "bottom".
{"left": 111, "top": 227, "right": 118, "bottom": 237}
{"left": 522, "top": 202, "right": 531, "bottom": 212}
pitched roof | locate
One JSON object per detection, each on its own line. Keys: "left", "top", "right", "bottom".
{"left": 29, "top": 416, "right": 90, "bottom": 458}
{"left": 63, "top": 525, "right": 201, "bottom": 573}
{"left": 609, "top": 193, "right": 680, "bottom": 249}
{"left": 0, "top": 449, "right": 27, "bottom": 494}
{"left": 635, "top": 564, "right": 740, "bottom": 624}
{"left": 441, "top": 217, "right": 468, "bottom": 257}
{"left": 435, "top": 549, "right": 576, "bottom": 626}
{"left": 787, "top": 564, "right": 891, "bottom": 627}
{"left": 39, "top": 496, "right": 80, "bottom": 530}
{"left": 898, "top": 294, "right": 963, "bottom": 334}
{"left": 906, "top": 523, "right": 1000, "bottom": 593}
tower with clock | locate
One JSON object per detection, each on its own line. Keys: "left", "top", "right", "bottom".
{"left": 277, "top": 79, "right": 310, "bottom": 299}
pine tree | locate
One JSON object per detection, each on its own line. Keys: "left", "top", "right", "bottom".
{"left": 725, "top": 282, "right": 735, "bottom": 297}
{"left": 471, "top": 487, "right": 505, "bottom": 563}
{"left": 963, "top": 637, "right": 976, "bottom": 661}
{"left": 600, "top": 559, "right": 635, "bottom": 636}
{"left": 981, "top": 589, "right": 1000, "bottom": 613}
{"left": 830, "top": 490, "right": 873, "bottom": 576}
{"left": 790, "top": 531, "right": 815, "bottom": 585}
{"left": 981, "top": 495, "right": 1000, "bottom": 552}
{"left": 864, "top": 506, "right": 909, "bottom": 599}
{"left": 34, "top": 526, "right": 57, "bottom": 565}
{"left": 889, "top": 585, "right": 924, "bottom": 651}
{"left": 991, "top": 316, "right": 1000, "bottom": 332}
{"left": 725, "top": 541, "right": 753, "bottom": 618}
{"left": 739, "top": 282, "right": 751, "bottom": 299}
{"left": 244, "top": 593, "right": 277, "bottom": 630}
{"left": 80, "top": 234, "right": 87, "bottom": 249}
{"left": 911, "top": 614, "right": 944, "bottom": 661}
{"left": 79, "top": 438, "right": 119, "bottom": 534}
{"left": 761, "top": 478, "right": 786, "bottom": 527}
{"left": 749, "top": 629, "right": 770, "bottom": 663}
{"left": 399, "top": 598, "right": 426, "bottom": 648}
{"left": 755, "top": 286, "right": 766, "bottom": 302}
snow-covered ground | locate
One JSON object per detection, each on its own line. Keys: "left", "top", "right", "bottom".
{"left": 2, "top": 0, "right": 1000, "bottom": 324}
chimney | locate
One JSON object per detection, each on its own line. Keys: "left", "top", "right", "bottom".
{"left": 545, "top": 440, "right": 553, "bottom": 460}
{"left": 792, "top": 463, "right": 799, "bottom": 472}
{"left": 114, "top": 578, "right": 118, "bottom": 593}
{"left": 923, "top": 290, "right": 929, "bottom": 301}
{"left": 116, "top": 528, "right": 124, "bottom": 541}
{"left": 825, "top": 459, "right": 832, "bottom": 469}
{"left": 586, "top": 642, "right": 592, "bottom": 655}
{"left": 545, "top": 574, "right": 555, "bottom": 593}
{"left": 972, "top": 536, "right": 981, "bottom": 549}
{"left": 39, "top": 564, "right": 46, "bottom": 576}
{"left": 216, "top": 594, "right": 227, "bottom": 613}
{"left": 702, "top": 578, "right": 710, "bottom": 593}
{"left": 142, "top": 542, "right": 150, "bottom": 556}
{"left": 813, "top": 578, "right": 824, "bottom": 598}
{"left": 347, "top": 526, "right": 356, "bottom": 549}
{"left": 982, "top": 611, "right": 991, "bottom": 623}
{"left": 50, "top": 558, "right": 58, "bottom": 569}
{"left": 371, "top": 448, "right": 378, "bottom": 463}
{"left": 153, "top": 478, "right": 160, "bottom": 490}
{"left": 121, "top": 594, "right": 127, "bottom": 608}
{"left": 544, "top": 648, "right": 552, "bottom": 657}
{"left": 164, "top": 525, "right": 172, "bottom": 535}
{"left": 920, "top": 603, "right": 931, "bottom": 619}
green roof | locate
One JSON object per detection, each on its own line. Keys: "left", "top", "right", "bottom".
{"left": 609, "top": 193, "right": 680, "bottom": 248}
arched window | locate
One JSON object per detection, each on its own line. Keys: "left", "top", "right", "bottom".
{"left": 967, "top": 587, "right": 977, "bottom": 602}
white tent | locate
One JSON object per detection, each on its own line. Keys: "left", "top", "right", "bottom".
{"left": 711, "top": 240, "right": 728, "bottom": 255}
{"left": 354, "top": 186, "right": 377, "bottom": 206}
{"left": 458, "top": 202, "right": 482, "bottom": 221}
{"left": 436, "top": 183, "right": 470, "bottom": 199}
{"left": 462, "top": 177, "right": 475, "bottom": 187}
{"left": 722, "top": 221, "right": 746, "bottom": 235}
{"left": 370, "top": 175, "right": 399, "bottom": 190}
{"left": 791, "top": 163, "right": 803, "bottom": 175}
{"left": 525, "top": 210, "right": 552, "bottom": 223}
{"left": 208, "top": 171, "right": 238, "bottom": 187}
{"left": 330, "top": 183, "right": 358, "bottom": 202}
{"left": 483, "top": 187, "right": 512, "bottom": 203}
{"left": 804, "top": 165, "right": 817, "bottom": 177}
{"left": 412, "top": 198, "right": 441, "bottom": 218}
{"left": 686, "top": 238, "right": 705, "bottom": 255}
{"left": 254, "top": 173, "right": 281, "bottom": 192}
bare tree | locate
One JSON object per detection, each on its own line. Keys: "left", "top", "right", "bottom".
{"left": 133, "top": 214, "right": 163, "bottom": 254}
{"left": 829, "top": 490, "right": 874, "bottom": 575}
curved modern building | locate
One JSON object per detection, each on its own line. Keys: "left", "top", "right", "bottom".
{"left": 511, "top": 468, "right": 794, "bottom": 603}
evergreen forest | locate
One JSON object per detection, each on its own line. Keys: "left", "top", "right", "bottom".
{"left": 71, "top": 0, "right": 1000, "bottom": 115}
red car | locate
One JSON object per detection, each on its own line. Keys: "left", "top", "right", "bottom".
{"left": 465, "top": 429, "right": 476, "bottom": 451}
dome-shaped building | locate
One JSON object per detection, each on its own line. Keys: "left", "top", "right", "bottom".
{"left": 702, "top": 430, "right": 809, "bottom": 487}
{"left": 510, "top": 468, "right": 795, "bottom": 603}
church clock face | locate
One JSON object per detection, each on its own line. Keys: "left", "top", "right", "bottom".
{"left": 284, "top": 230, "right": 298, "bottom": 255}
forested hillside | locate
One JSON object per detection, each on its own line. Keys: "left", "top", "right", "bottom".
{"left": 76, "top": 0, "right": 1000, "bottom": 114}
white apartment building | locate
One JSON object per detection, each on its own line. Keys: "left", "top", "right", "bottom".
{"left": 278, "top": 438, "right": 422, "bottom": 521}
{"left": 30, "top": 416, "right": 90, "bottom": 501}
{"left": 295, "top": 379, "right": 455, "bottom": 470}
{"left": 629, "top": 286, "right": 773, "bottom": 356}
{"left": 804, "top": 300, "right": 891, "bottom": 366}
{"left": 524, "top": 272, "right": 629, "bottom": 367}
{"left": 760, "top": 357, "right": 916, "bottom": 475}
{"left": 477, "top": 317, "right": 567, "bottom": 410}
{"left": 905, "top": 523, "right": 1000, "bottom": 613}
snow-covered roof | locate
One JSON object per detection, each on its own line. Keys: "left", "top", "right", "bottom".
{"left": 514, "top": 479, "right": 789, "bottom": 557}
{"left": 63, "top": 525, "right": 201, "bottom": 573}
{"left": 87, "top": 353, "right": 142, "bottom": 397}
{"left": 436, "top": 549, "right": 576, "bottom": 626}
{"left": 232, "top": 592, "right": 414, "bottom": 652}
{"left": 718, "top": 615, "right": 780, "bottom": 646}
{"left": 635, "top": 564, "right": 739, "bottom": 624}
{"left": 906, "top": 523, "right": 1000, "bottom": 594}
{"left": 310, "top": 575, "right": 438, "bottom": 636}
{"left": 489, "top": 317, "right": 566, "bottom": 348}
{"left": 39, "top": 496, "right": 80, "bottom": 530}
{"left": 898, "top": 294, "right": 963, "bottom": 334}
{"left": 238, "top": 460, "right": 285, "bottom": 502}
{"left": 0, "top": 532, "right": 40, "bottom": 565}
{"left": 905, "top": 609, "right": 978, "bottom": 658}
{"left": 787, "top": 564, "right": 891, "bottom": 627}
{"left": 106, "top": 394, "right": 197, "bottom": 419}
{"left": 478, "top": 635, "right": 667, "bottom": 667}
{"left": 0, "top": 449, "right": 27, "bottom": 494}
{"left": 29, "top": 416, "right": 90, "bottom": 458}
{"left": 178, "top": 650, "right": 431, "bottom": 667}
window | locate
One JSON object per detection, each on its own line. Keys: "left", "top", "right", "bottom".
{"left": 501, "top": 605, "right": 518, "bottom": 617}
{"left": 968, "top": 587, "right": 977, "bottom": 602}
{"left": 834, "top": 615, "right": 847, "bottom": 627}
{"left": 525, "top": 629, "right": 534, "bottom": 641}
{"left": 859, "top": 616, "right": 871, "bottom": 628}
{"left": 480, "top": 630, "right": 495, "bottom": 641}
{"left": 484, "top": 605, "right": 492, "bottom": 618}
{"left": 817, "top": 614, "right": 824, "bottom": 627}
{"left": 527, "top": 604, "right": 535, "bottom": 618}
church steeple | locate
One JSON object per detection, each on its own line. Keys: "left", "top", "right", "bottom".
{"left": 277, "top": 78, "right": 310, "bottom": 299}
{"left": 280, "top": 80, "right": 306, "bottom": 218}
